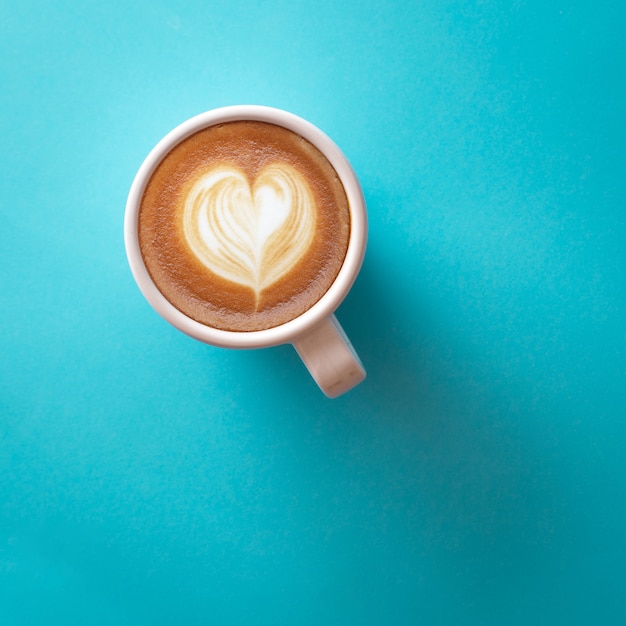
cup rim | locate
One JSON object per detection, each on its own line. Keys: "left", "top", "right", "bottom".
{"left": 124, "top": 105, "right": 367, "bottom": 349}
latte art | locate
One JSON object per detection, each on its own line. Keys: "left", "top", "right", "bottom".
{"left": 183, "top": 163, "right": 316, "bottom": 302}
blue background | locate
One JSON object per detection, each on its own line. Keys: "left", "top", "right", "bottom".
{"left": 1, "top": 1, "right": 625, "bottom": 624}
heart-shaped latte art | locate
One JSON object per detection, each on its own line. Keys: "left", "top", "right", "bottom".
{"left": 182, "top": 163, "right": 316, "bottom": 300}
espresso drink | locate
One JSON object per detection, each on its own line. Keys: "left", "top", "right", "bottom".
{"left": 138, "top": 121, "right": 351, "bottom": 332}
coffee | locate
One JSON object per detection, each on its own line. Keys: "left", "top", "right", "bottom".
{"left": 138, "top": 121, "right": 351, "bottom": 332}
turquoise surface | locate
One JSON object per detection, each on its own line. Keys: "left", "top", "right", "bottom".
{"left": 1, "top": 1, "right": 625, "bottom": 624}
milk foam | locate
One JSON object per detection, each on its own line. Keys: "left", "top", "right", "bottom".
{"left": 183, "top": 163, "right": 316, "bottom": 300}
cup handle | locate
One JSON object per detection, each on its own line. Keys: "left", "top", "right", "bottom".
{"left": 292, "top": 314, "right": 366, "bottom": 398}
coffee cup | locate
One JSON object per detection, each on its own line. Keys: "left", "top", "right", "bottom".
{"left": 124, "top": 105, "right": 367, "bottom": 397}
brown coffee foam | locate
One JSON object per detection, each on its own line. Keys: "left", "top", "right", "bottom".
{"left": 138, "top": 121, "right": 351, "bottom": 332}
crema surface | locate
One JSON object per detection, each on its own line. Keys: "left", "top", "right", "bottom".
{"left": 138, "top": 121, "right": 351, "bottom": 331}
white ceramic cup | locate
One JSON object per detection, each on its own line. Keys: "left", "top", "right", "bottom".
{"left": 124, "top": 105, "right": 367, "bottom": 398}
